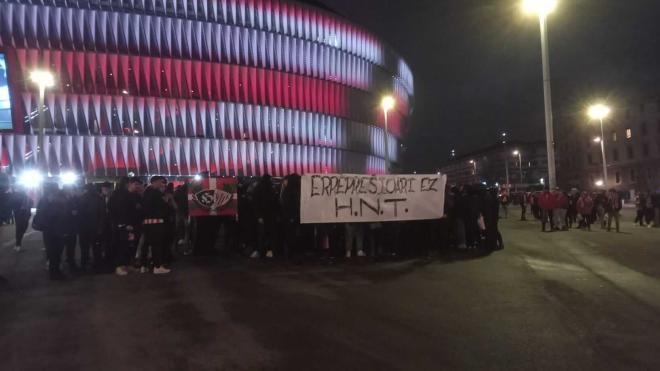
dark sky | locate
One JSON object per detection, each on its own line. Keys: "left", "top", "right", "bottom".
{"left": 321, "top": 0, "right": 660, "bottom": 171}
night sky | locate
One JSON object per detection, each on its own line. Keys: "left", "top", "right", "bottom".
{"left": 321, "top": 0, "right": 660, "bottom": 171}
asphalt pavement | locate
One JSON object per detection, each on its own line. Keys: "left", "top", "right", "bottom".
{"left": 1, "top": 209, "right": 660, "bottom": 371}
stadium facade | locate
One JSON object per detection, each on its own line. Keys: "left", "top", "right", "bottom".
{"left": 0, "top": 0, "right": 414, "bottom": 177}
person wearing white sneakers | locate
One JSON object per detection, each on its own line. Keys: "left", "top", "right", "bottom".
{"left": 142, "top": 176, "right": 171, "bottom": 275}
{"left": 252, "top": 175, "right": 278, "bottom": 259}
{"left": 345, "top": 223, "right": 366, "bottom": 259}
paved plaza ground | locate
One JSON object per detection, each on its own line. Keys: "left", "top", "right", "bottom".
{"left": 2, "top": 209, "right": 660, "bottom": 370}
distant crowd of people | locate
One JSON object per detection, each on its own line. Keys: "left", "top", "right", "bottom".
{"left": 1, "top": 174, "right": 508, "bottom": 281}
{"left": 508, "top": 188, "right": 660, "bottom": 232}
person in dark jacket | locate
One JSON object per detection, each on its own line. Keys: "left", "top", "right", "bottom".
{"left": 465, "top": 185, "right": 481, "bottom": 249}
{"left": 34, "top": 182, "right": 68, "bottom": 280}
{"left": 61, "top": 185, "right": 82, "bottom": 273}
{"left": 173, "top": 183, "right": 189, "bottom": 246}
{"left": 482, "top": 187, "right": 503, "bottom": 251}
{"left": 250, "top": 174, "right": 278, "bottom": 258}
{"left": 162, "top": 182, "right": 177, "bottom": 263}
{"left": 10, "top": 186, "right": 32, "bottom": 252}
{"left": 108, "top": 177, "right": 142, "bottom": 275}
{"left": 142, "top": 176, "right": 171, "bottom": 274}
{"left": 280, "top": 174, "right": 301, "bottom": 258}
{"left": 79, "top": 184, "right": 107, "bottom": 272}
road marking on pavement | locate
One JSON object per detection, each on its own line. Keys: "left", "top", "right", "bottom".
{"left": 521, "top": 238, "right": 660, "bottom": 310}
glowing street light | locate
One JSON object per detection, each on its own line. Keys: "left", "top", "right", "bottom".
{"left": 18, "top": 170, "right": 44, "bottom": 189}
{"left": 595, "top": 180, "right": 604, "bottom": 187}
{"left": 593, "top": 137, "right": 601, "bottom": 143}
{"left": 522, "top": 0, "right": 558, "bottom": 16}
{"left": 523, "top": 0, "right": 558, "bottom": 189}
{"left": 469, "top": 160, "right": 477, "bottom": 179}
{"left": 29, "top": 69, "right": 56, "bottom": 168}
{"left": 588, "top": 104, "right": 611, "bottom": 121}
{"left": 513, "top": 150, "right": 523, "bottom": 190}
{"left": 588, "top": 103, "right": 611, "bottom": 188}
{"left": 381, "top": 95, "right": 396, "bottom": 174}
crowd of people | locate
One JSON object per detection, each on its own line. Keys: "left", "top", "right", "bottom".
{"left": 1, "top": 174, "right": 508, "bottom": 281}
{"left": 2, "top": 172, "right": 659, "bottom": 281}
{"left": 511, "top": 187, "right": 660, "bottom": 232}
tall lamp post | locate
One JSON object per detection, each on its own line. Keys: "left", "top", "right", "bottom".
{"left": 381, "top": 95, "right": 395, "bottom": 174}
{"left": 588, "top": 103, "right": 611, "bottom": 188}
{"left": 469, "top": 160, "right": 477, "bottom": 182}
{"left": 513, "top": 150, "right": 523, "bottom": 191}
{"left": 523, "top": 0, "right": 558, "bottom": 189}
{"left": 29, "top": 70, "right": 55, "bottom": 168}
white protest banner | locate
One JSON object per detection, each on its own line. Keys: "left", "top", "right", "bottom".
{"left": 300, "top": 174, "right": 447, "bottom": 224}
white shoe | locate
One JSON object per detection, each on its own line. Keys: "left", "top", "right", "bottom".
{"left": 345, "top": 251, "right": 352, "bottom": 258}
{"left": 250, "top": 251, "right": 260, "bottom": 259}
{"left": 266, "top": 250, "right": 274, "bottom": 258}
{"left": 140, "top": 266, "right": 149, "bottom": 274}
{"left": 153, "top": 266, "right": 171, "bottom": 275}
{"left": 14, "top": 245, "right": 21, "bottom": 252}
{"left": 357, "top": 250, "right": 366, "bottom": 257}
{"left": 115, "top": 267, "right": 128, "bottom": 276}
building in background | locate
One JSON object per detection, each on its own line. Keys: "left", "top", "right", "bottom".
{"left": 557, "top": 97, "right": 660, "bottom": 196}
{"left": 0, "top": 0, "right": 414, "bottom": 177}
{"left": 439, "top": 140, "right": 549, "bottom": 189}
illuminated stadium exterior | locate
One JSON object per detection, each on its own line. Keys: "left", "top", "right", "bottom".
{"left": 0, "top": 0, "right": 413, "bottom": 177}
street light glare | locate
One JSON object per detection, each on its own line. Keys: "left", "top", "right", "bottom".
{"left": 522, "top": 0, "right": 558, "bottom": 16}
{"left": 513, "top": 150, "right": 520, "bottom": 156}
{"left": 381, "top": 96, "right": 395, "bottom": 112}
{"left": 29, "top": 70, "right": 55, "bottom": 88}
{"left": 18, "top": 170, "right": 44, "bottom": 188}
{"left": 595, "top": 180, "right": 604, "bottom": 187}
{"left": 593, "top": 137, "right": 602, "bottom": 143}
{"left": 60, "top": 171, "right": 79, "bottom": 185}
{"left": 588, "top": 104, "right": 611, "bottom": 120}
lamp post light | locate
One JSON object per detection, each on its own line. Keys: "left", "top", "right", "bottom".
{"left": 513, "top": 150, "right": 523, "bottom": 191}
{"left": 469, "top": 160, "right": 477, "bottom": 182}
{"left": 380, "top": 95, "right": 395, "bottom": 174}
{"left": 29, "top": 69, "right": 55, "bottom": 168}
{"left": 523, "top": 0, "right": 558, "bottom": 190}
{"left": 588, "top": 103, "right": 611, "bottom": 188}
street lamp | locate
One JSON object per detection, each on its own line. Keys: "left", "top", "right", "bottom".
{"left": 523, "top": 0, "right": 558, "bottom": 190}
{"left": 513, "top": 150, "right": 523, "bottom": 191}
{"left": 381, "top": 95, "right": 396, "bottom": 174}
{"left": 588, "top": 103, "right": 611, "bottom": 188}
{"left": 29, "top": 69, "right": 55, "bottom": 168}
{"left": 469, "top": 160, "right": 477, "bottom": 182}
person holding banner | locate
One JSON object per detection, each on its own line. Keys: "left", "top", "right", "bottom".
{"left": 251, "top": 175, "right": 279, "bottom": 259}
{"left": 345, "top": 223, "right": 367, "bottom": 258}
